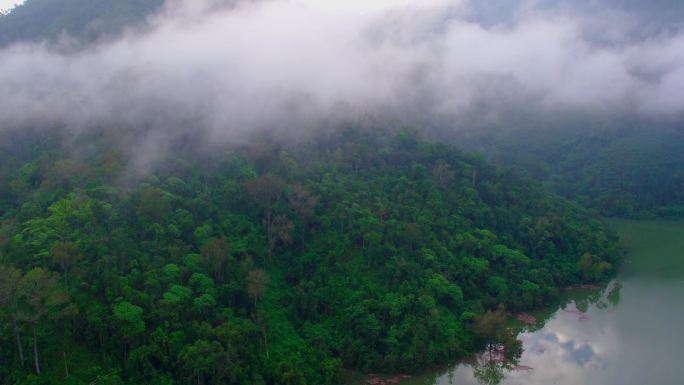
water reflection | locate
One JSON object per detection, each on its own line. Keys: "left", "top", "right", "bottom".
{"left": 526, "top": 331, "right": 606, "bottom": 368}
{"left": 498, "top": 292, "right": 619, "bottom": 385}
{"left": 472, "top": 361, "right": 505, "bottom": 385}
{"left": 349, "top": 220, "right": 684, "bottom": 385}
{"left": 431, "top": 282, "right": 622, "bottom": 385}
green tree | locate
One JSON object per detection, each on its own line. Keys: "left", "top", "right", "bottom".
{"left": 244, "top": 175, "right": 288, "bottom": 259}
{"left": 178, "top": 339, "right": 224, "bottom": 385}
{"left": 200, "top": 237, "right": 231, "bottom": 282}
{"left": 473, "top": 305, "right": 521, "bottom": 364}
{"left": 50, "top": 241, "right": 83, "bottom": 295}
{"left": 0, "top": 264, "right": 24, "bottom": 367}
{"left": 246, "top": 269, "right": 268, "bottom": 307}
{"left": 112, "top": 301, "right": 145, "bottom": 368}
{"left": 18, "top": 267, "right": 70, "bottom": 375}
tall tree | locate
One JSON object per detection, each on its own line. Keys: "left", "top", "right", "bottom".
{"left": 473, "top": 304, "right": 521, "bottom": 364}
{"left": 288, "top": 183, "right": 318, "bottom": 223}
{"left": 269, "top": 215, "right": 294, "bottom": 256}
{"left": 18, "top": 268, "right": 69, "bottom": 375}
{"left": 112, "top": 300, "right": 145, "bottom": 374}
{"left": 431, "top": 160, "right": 455, "bottom": 189}
{"left": 199, "top": 237, "right": 231, "bottom": 282}
{"left": 246, "top": 269, "right": 268, "bottom": 307}
{"left": 179, "top": 339, "right": 223, "bottom": 385}
{"left": 0, "top": 264, "right": 24, "bottom": 367}
{"left": 253, "top": 310, "right": 270, "bottom": 360}
{"left": 244, "top": 175, "right": 289, "bottom": 259}
{"left": 50, "top": 241, "right": 83, "bottom": 295}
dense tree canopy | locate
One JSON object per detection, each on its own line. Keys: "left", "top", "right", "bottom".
{"left": 0, "top": 127, "right": 620, "bottom": 384}
{"left": 454, "top": 121, "right": 684, "bottom": 218}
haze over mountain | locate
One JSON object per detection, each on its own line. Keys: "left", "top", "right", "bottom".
{"left": 1, "top": 0, "right": 682, "bottom": 150}
{"left": 1, "top": 0, "right": 682, "bottom": 218}
{"left": 0, "top": 1, "right": 681, "bottom": 384}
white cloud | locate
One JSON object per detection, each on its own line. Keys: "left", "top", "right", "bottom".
{"left": 293, "top": 0, "right": 454, "bottom": 12}
{"left": 0, "top": 0, "right": 24, "bottom": 12}
{"left": 0, "top": 0, "right": 682, "bottom": 157}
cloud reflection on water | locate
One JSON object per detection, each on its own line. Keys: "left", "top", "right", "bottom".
{"left": 415, "top": 221, "right": 684, "bottom": 385}
{"left": 430, "top": 295, "right": 619, "bottom": 385}
{"left": 347, "top": 224, "right": 682, "bottom": 385}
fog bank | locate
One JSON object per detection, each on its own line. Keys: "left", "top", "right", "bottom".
{"left": 0, "top": 0, "right": 683, "bottom": 162}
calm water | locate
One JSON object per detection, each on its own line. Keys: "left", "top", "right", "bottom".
{"left": 348, "top": 220, "right": 684, "bottom": 385}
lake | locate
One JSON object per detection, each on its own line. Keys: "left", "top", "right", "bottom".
{"left": 347, "top": 219, "right": 684, "bottom": 385}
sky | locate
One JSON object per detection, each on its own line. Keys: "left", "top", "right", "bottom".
{"left": 0, "top": 0, "right": 24, "bottom": 11}
{"left": 0, "top": 0, "right": 682, "bottom": 167}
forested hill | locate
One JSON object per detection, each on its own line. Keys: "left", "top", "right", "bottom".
{"left": 453, "top": 122, "right": 684, "bottom": 219}
{"left": 2, "top": 0, "right": 682, "bottom": 223}
{"left": 0, "top": 128, "right": 620, "bottom": 384}
{"left": 0, "top": 0, "right": 163, "bottom": 47}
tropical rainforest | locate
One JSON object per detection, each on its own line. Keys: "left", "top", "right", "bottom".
{"left": 454, "top": 121, "right": 684, "bottom": 219}
{"left": 1, "top": 0, "right": 681, "bottom": 384}
{"left": 0, "top": 126, "right": 621, "bottom": 384}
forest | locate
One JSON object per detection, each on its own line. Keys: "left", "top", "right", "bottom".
{"left": 454, "top": 120, "right": 684, "bottom": 218}
{"left": 0, "top": 128, "right": 620, "bottom": 384}
{"left": 3, "top": 0, "right": 682, "bottom": 384}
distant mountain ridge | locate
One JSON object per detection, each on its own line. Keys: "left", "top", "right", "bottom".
{"left": 0, "top": 0, "right": 163, "bottom": 47}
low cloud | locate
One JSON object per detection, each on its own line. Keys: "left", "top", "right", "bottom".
{"left": 0, "top": 0, "right": 683, "bottom": 163}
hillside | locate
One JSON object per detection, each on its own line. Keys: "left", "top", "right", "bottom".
{"left": 2, "top": 0, "right": 683, "bottom": 222}
{"left": 0, "top": 0, "right": 162, "bottom": 47}
{"left": 0, "top": 128, "right": 620, "bottom": 384}
{"left": 453, "top": 121, "right": 684, "bottom": 218}
{"left": 0, "top": 1, "right": 651, "bottom": 384}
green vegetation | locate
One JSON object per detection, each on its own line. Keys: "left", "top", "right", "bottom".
{"left": 0, "top": 2, "right": 675, "bottom": 385}
{"left": 0, "top": 0, "right": 163, "bottom": 47}
{"left": 0, "top": 128, "right": 620, "bottom": 384}
{"left": 455, "top": 122, "right": 684, "bottom": 218}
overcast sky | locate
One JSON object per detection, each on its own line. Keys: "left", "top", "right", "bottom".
{"left": 0, "top": 0, "right": 682, "bottom": 166}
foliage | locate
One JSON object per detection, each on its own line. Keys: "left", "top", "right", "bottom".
{"left": 455, "top": 122, "right": 684, "bottom": 218}
{"left": 0, "top": 128, "right": 620, "bottom": 384}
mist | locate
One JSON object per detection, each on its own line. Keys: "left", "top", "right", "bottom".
{"left": 1, "top": 0, "right": 683, "bottom": 163}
